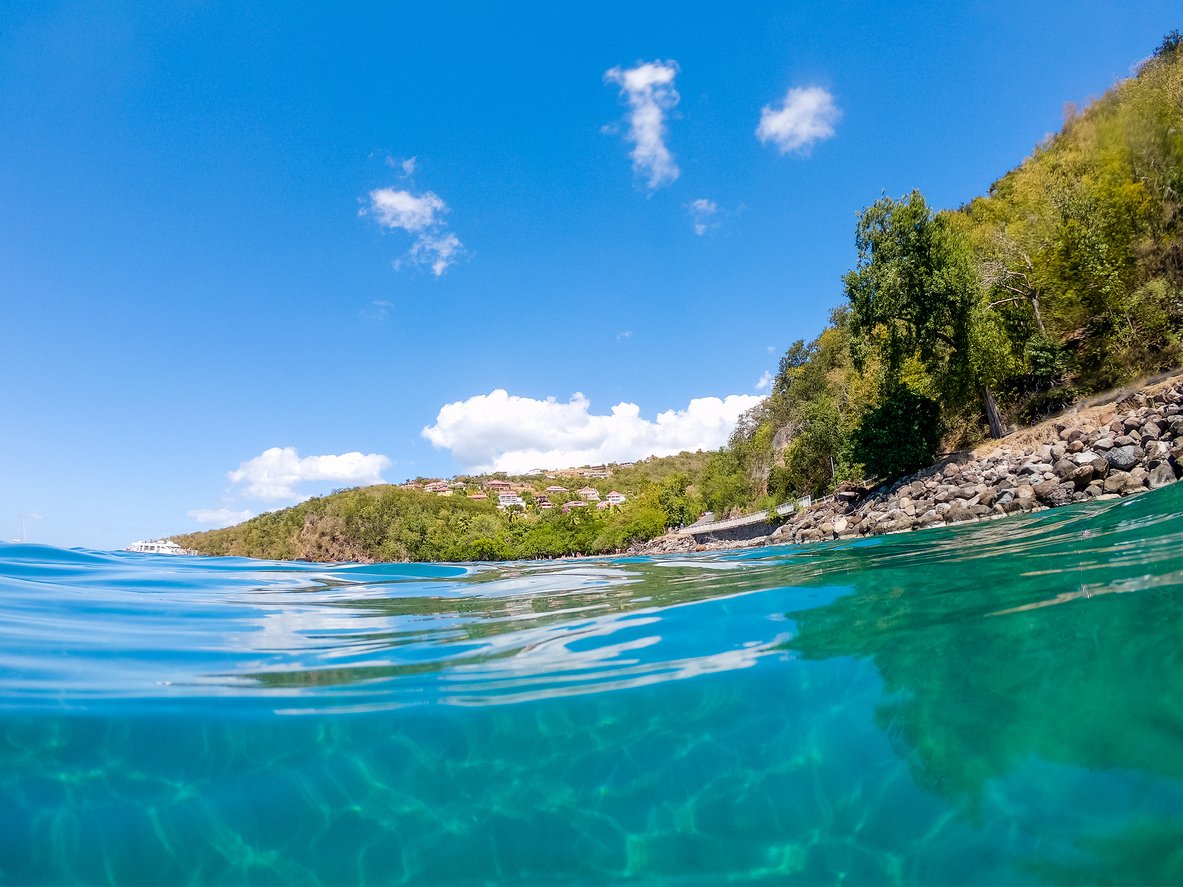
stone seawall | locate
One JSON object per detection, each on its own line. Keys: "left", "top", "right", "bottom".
{"left": 637, "top": 376, "right": 1183, "bottom": 555}
{"left": 686, "top": 519, "right": 778, "bottom": 545}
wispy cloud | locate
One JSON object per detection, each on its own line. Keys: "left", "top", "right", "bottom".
{"left": 359, "top": 299, "right": 393, "bottom": 322}
{"left": 617, "top": 330, "right": 633, "bottom": 340}
{"left": 400, "top": 232, "right": 462, "bottom": 278}
{"left": 422, "top": 389, "right": 765, "bottom": 474}
{"left": 187, "top": 507, "right": 253, "bottom": 527}
{"left": 755, "top": 370, "right": 773, "bottom": 391}
{"left": 228, "top": 447, "right": 392, "bottom": 501}
{"left": 756, "top": 86, "right": 840, "bottom": 155}
{"left": 688, "top": 197, "right": 720, "bottom": 236}
{"left": 361, "top": 186, "right": 465, "bottom": 277}
{"left": 605, "top": 60, "right": 680, "bottom": 190}
{"left": 387, "top": 155, "right": 417, "bottom": 177}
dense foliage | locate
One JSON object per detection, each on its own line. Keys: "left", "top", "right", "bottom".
{"left": 851, "top": 388, "right": 943, "bottom": 481}
{"left": 174, "top": 455, "right": 715, "bottom": 562}
{"left": 723, "top": 37, "right": 1183, "bottom": 502}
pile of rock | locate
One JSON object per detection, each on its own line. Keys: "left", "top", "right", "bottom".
{"left": 626, "top": 533, "right": 703, "bottom": 556}
{"left": 767, "top": 382, "right": 1183, "bottom": 546}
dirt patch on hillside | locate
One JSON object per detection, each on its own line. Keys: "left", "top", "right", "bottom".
{"left": 974, "top": 369, "right": 1183, "bottom": 457}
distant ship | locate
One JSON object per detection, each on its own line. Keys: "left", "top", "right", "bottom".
{"left": 125, "top": 539, "right": 195, "bottom": 555}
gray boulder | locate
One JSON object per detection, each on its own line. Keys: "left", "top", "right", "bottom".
{"left": 1103, "top": 471, "right": 1143, "bottom": 494}
{"left": 1105, "top": 445, "right": 1141, "bottom": 471}
{"left": 1148, "top": 462, "right": 1177, "bottom": 489}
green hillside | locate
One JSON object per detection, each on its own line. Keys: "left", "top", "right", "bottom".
{"left": 173, "top": 453, "right": 711, "bottom": 562}
{"left": 719, "top": 33, "right": 1183, "bottom": 510}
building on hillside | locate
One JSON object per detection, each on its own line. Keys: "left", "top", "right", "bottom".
{"left": 596, "top": 500, "right": 611, "bottom": 510}
{"left": 562, "top": 500, "right": 588, "bottom": 512}
{"left": 576, "top": 486, "right": 600, "bottom": 502}
{"left": 497, "top": 493, "right": 526, "bottom": 510}
{"left": 544, "top": 485, "right": 569, "bottom": 493}
{"left": 484, "top": 480, "right": 513, "bottom": 492}
{"left": 582, "top": 466, "right": 610, "bottom": 478}
{"left": 467, "top": 492, "right": 488, "bottom": 500}
{"left": 534, "top": 494, "right": 551, "bottom": 507}
{"left": 605, "top": 490, "right": 627, "bottom": 505}
{"left": 423, "top": 480, "right": 450, "bottom": 494}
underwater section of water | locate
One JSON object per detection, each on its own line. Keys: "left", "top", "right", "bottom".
{"left": 1, "top": 485, "right": 1182, "bottom": 884}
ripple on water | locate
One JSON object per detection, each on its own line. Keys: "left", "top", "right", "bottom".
{"left": 0, "top": 485, "right": 1182, "bottom": 884}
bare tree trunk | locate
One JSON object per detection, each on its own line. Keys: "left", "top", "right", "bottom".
{"left": 1031, "top": 293, "right": 1046, "bottom": 335}
{"left": 982, "top": 386, "right": 1006, "bottom": 439}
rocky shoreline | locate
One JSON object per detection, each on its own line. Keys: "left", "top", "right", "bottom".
{"left": 636, "top": 375, "right": 1183, "bottom": 556}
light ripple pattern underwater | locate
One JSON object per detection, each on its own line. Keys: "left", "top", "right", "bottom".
{"left": 2, "top": 484, "right": 1183, "bottom": 884}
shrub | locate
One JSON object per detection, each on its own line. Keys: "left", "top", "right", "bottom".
{"left": 853, "top": 388, "right": 942, "bottom": 481}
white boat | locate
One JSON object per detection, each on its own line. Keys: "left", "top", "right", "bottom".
{"left": 125, "top": 539, "right": 193, "bottom": 555}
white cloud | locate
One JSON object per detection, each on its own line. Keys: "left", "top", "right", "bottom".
{"left": 361, "top": 187, "right": 465, "bottom": 277}
{"left": 228, "top": 447, "right": 392, "bottom": 501}
{"left": 387, "top": 155, "right": 417, "bottom": 177}
{"left": 363, "top": 188, "right": 444, "bottom": 231}
{"left": 605, "top": 60, "right": 680, "bottom": 190}
{"left": 617, "top": 330, "right": 633, "bottom": 340}
{"left": 755, "top": 370, "right": 773, "bottom": 391}
{"left": 422, "top": 389, "right": 765, "bottom": 474}
{"left": 688, "top": 197, "right": 720, "bottom": 236}
{"left": 756, "top": 86, "right": 840, "bottom": 155}
{"left": 188, "top": 508, "right": 253, "bottom": 527}
{"left": 405, "top": 231, "right": 462, "bottom": 278}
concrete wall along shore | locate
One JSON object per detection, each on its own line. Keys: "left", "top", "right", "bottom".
{"left": 638, "top": 378, "right": 1183, "bottom": 554}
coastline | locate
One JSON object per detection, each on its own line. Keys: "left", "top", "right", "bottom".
{"left": 635, "top": 371, "right": 1183, "bottom": 556}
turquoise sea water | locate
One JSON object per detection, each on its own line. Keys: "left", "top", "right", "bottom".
{"left": 2, "top": 487, "right": 1183, "bottom": 885}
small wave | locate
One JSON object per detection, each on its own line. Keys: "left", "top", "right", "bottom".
{"left": 0, "top": 484, "right": 1181, "bottom": 713}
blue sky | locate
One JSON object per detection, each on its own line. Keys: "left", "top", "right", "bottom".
{"left": 1, "top": 1, "right": 1176, "bottom": 549}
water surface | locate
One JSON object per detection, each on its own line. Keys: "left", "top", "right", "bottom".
{"left": 2, "top": 486, "right": 1182, "bottom": 884}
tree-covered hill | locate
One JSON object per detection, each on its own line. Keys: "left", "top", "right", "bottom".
{"left": 717, "top": 32, "right": 1183, "bottom": 513}
{"left": 173, "top": 453, "right": 712, "bottom": 562}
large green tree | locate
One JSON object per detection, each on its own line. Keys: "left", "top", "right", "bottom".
{"left": 844, "top": 190, "right": 1008, "bottom": 439}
